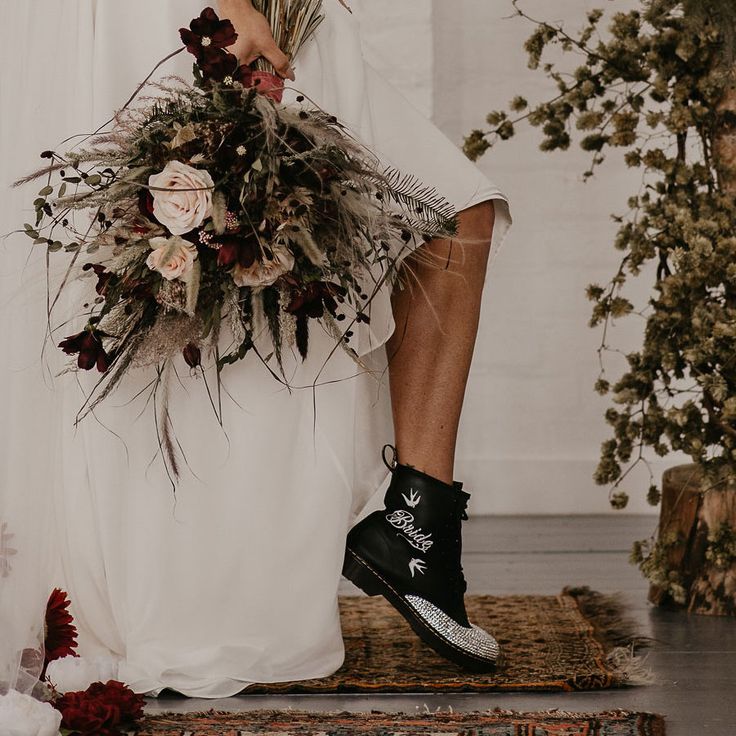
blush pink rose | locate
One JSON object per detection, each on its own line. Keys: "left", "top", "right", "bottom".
{"left": 146, "top": 236, "right": 198, "bottom": 281}
{"left": 148, "top": 161, "right": 214, "bottom": 235}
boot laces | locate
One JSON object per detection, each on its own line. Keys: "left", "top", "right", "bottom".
{"left": 443, "top": 495, "right": 468, "bottom": 597}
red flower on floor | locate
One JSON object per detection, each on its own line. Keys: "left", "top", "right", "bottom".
{"left": 54, "top": 680, "right": 145, "bottom": 736}
{"left": 43, "top": 588, "right": 78, "bottom": 676}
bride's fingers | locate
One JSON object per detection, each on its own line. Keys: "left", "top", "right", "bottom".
{"left": 261, "top": 41, "right": 295, "bottom": 81}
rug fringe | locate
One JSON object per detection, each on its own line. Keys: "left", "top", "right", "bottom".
{"left": 606, "top": 643, "right": 659, "bottom": 686}
{"left": 562, "top": 586, "right": 655, "bottom": 649}
{"left": 562, "top": 586, "right": 658, "bottom": 687}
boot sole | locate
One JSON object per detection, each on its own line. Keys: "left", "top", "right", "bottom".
{"left": 342, "top": 548, "right": 498, "bottom": 673}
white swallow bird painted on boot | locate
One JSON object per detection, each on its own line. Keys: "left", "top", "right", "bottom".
{"left": 408, "top": 558, "right": 427, "bottom": 577}
{"left": 402, "top": 488, "right": 421, "bottom": 508}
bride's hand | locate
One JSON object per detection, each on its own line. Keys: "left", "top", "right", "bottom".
{"left": 217, "top": 0, "right": 296, "bottom": 80}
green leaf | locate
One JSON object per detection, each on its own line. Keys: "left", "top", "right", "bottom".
{"left": 38, "top": 185, "right": 53, "bottom": 196}
{"left": 86, "top": 174, "right": 102, "bottom": 186}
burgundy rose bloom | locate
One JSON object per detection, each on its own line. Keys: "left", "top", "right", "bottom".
{"left": 216, "top": 234, "right": 258, "bottom": 269}
{"left": 87, "top": 680, "right": 145, "bottom": 724}
{"left": 43, "top": 588, "right": 78, "bottom": 677}
{"left": 286, "top": 281, "right": 347, "bottom": 319}
{"left": 55, "top": 691, "right": 118, "bottom": 736}
{"left": 180, "top": 7, "right": 238, "bottom": 57}
{"left": 54, "top": 680, "right": 145, "bottom": 736}
{"left": 59, "top": 328, "right": 112, "bottom": 372}
{"left": 183, "top": 342, "right": 202, "bottom": 368}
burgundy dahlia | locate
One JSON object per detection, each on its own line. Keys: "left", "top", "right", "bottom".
{"left": 43, "top": 588, "right": 78, "bottom": 675}
{"left": 59, "top": 327, "right": 112, "bottom": 372}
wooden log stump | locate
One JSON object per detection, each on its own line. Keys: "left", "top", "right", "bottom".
{"left": 648, "top": 464, "right": 736, "bottom": 616}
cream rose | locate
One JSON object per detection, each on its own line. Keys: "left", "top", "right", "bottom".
{"left": 148, "top": 161, "right": 214, "bottom": 235}
{"left": 0, "top": 689, "right": 62, "bottom": 736}
{"left": 232, "top": 245, "right": 295, "bottom": 288}
{"left": 146, "top": 236, "right": 198, "bottom": 281}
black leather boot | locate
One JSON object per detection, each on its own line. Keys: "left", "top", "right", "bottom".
{"left": 342, "top": 444, "right": 499, "bottom": 672}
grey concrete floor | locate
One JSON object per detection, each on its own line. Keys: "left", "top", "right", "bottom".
{"left": 146, "top": 515, "right": 736, "bottom": 735}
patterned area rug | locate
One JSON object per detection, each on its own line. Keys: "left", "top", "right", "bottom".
{"left": 239, "top": 587, "right": 654, "bottom": 694}
{"left": 134, "top": 708, "right": 667, "bottom": 735}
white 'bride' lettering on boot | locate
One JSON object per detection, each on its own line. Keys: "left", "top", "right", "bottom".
{"left": 385, "top": 510, "right": 434, "bottom": 552}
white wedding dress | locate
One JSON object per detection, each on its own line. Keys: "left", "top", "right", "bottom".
{"left": 0, "top": 0, "right": 511, "bottom": 698}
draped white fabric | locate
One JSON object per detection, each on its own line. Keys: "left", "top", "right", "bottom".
{"left": 0, "top": 0, "right": 511, "bottom": 699}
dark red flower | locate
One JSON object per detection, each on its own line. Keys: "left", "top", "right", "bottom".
{"left": 54, "top": 680, "right": 145, "bottom": 736}
{"left": 43, "top": 588, "right": 78, "bottom": 676}
{"left": 183, "top": 343, "right": 201, "bottom": 368}
{"left": 286, "top": 281, "right": 347, "bottom": 319}
{"left": 82, "top": 263, "right": 112, "bottom": 296}
{"left": 197, "top": 48, "right": 248, "bottom": 84}
{"left": 88, "top": 680, "right": 145, "bottom": 724}
{"left": 59, "top": 328, "right": 112, "bottom": 373}
{"left": 216, "top": 234, "right": 258, "bottom": 269}
{"left": 180, "top": 7, "right": 238, "bottom": 57}
{"left": 137, "top": 188, "right": 159, "bottom": 225}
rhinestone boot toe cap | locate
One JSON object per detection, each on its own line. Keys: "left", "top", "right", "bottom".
{"left": 404, "top": 594, "right": 500, "bottom": 663}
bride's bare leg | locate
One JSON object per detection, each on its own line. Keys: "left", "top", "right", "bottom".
{"left": 386, "top": 201, "right": 495, "bottom": 485}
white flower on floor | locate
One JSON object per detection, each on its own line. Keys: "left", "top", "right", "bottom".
{"left": 146, "top": 236, "right": 198, "bottom": 281}
{"left": 44, "top": 655, "right": 119, "bottom": 694}
{"left": 0, "top": 689, "right": 61, "bottom": 736}
{"left": 148, "top": 160, "right": 214, "bottom": 235}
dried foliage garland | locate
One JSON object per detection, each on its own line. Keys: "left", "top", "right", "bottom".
{"left": 465, "top": 0, "right": 736, "bottom": 585}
